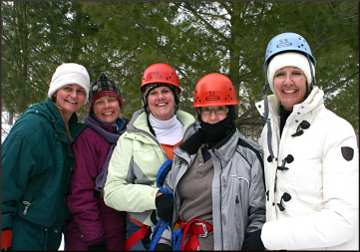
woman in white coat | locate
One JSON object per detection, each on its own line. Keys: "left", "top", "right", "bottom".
{"left": 256, "top": 32, "right": 359, "bottom": 250}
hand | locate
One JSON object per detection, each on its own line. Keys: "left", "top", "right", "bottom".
{"left": 155, "top": 193, "right": 173, "bottom": 223}
{"left": 0, "top": 229, "right": 12, "bottom": 251}
{"left": 242, "top": 229, "right": 265, "bottom": 250}
{"left": 155, "top": 243, "right": 172, "bottom": 251}
{"left": 88, "top": 241, "right": 106, "bottom": 251}
{"left": 180, "top": 128, "right": 205, "bottom": 155}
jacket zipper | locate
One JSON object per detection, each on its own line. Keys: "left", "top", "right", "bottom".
{"left": 22, "top": 200, "right": 31, "bottom": 215}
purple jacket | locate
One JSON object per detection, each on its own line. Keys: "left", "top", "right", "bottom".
{"left": 65, "top": 118, "right": 126, "bottom": 250}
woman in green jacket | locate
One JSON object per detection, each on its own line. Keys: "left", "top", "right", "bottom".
{"left": 0, "top": 63, "right": 90, "bottom": 251}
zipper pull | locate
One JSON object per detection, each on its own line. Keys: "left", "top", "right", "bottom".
{"left": 22, "top": 201, "right": 31, "bottom": 215}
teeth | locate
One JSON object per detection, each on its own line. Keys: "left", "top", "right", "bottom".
{"left": 283, "top": 90, "right": 296, "bottom": 94}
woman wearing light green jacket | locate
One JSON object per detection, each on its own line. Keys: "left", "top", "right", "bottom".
{"left": 104, "top": 63, "right": 195, "bottom": 250}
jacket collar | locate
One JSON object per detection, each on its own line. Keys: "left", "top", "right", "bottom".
{"left": 174, "top": 127, "right": 245, "bottom": 168}
{"left": 126, "top": 108, "right": 195, "bottom": 144}
{"left": 26, "top": 99, "right": 80, "bottom": 142}
{"left": 212, "top": 129, "right": 242, "bottom": 166}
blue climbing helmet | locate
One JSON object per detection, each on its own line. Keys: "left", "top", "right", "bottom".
{"left": 264, "top": 32, "right": 316, "bottom": 68}
{"left": 261, "top": 33, "right": 317, "bottom": 162}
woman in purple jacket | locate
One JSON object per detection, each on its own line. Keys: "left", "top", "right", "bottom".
{"left": 65, "top": 73, "right": 127, "bottom": 251}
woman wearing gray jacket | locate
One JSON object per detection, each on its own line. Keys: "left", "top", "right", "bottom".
{"left": 156, "top": 73, "right": 265, "bottom": 250}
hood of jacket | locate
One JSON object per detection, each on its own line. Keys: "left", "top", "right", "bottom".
{"left": 24, "top": 98, "right": 83, "bottom": 142}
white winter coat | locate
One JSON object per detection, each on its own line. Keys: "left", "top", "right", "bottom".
{"left": 256, "top": 86, "right": 359, "bottom": 250}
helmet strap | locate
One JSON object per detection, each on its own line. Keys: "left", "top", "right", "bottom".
{"left": 305, "top": 55, "right": 315, "bottom": 97}
{"left": 262, "top": 69, "right": 275, "bottom": 161}
{"left": 146, "top": 112, "right": 156, "bottom": 137}
{"left": 306, "top": 55, "right": 316, "bottom": 86}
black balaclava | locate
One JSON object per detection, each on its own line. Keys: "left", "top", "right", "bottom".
{"left": 180, "top": 106, "right": 236, "bottom": 155}
{"left": 200, "top": 105, "right": 236, "bottom": 149}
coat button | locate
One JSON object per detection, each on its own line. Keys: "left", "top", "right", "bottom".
{"left": 285, "top": 154, "right": 294, "bottom": 163}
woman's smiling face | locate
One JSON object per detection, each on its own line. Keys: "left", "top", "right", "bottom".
{"left": 147, "top": 86, "right": 176, "bottom": 120}
{"left": 54, "top": 84, "right": 86, "bottom": 113}
{"left": 273, "top": 66, "right": 307, "bottom": 111}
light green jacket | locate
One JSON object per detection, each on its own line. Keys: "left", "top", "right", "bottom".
{"left": 104, "top": 108, "right": 195, "bottom": 226}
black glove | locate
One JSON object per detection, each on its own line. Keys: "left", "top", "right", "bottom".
{"left": 88, "top": 241, "right": 107, "bottom": 251}
{"left": 155, "top": 193, "right": 173, "bottom": 223}
{"left": 155, "top": 243, "right": 172, "bottom": 251}
{"left": 241, "top": 229, "right": 265, "bottom": 250}
{"left": 180, "top": 129, "right": 205, "bottom": 155}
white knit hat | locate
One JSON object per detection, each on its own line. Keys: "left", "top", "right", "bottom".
{"left": 267, "top": 52, "right": 315, "bottom": 92}
{"left": 48, "top": 63, "right": 91, "bottom": 101}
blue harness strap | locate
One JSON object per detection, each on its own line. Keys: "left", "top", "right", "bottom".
{"left": 149, "top": 219, "right": 170, "bottom": 250}
{"left": 172, "top": 226, "right": 183, "bottom": 251}
{"left": 149, "top": 159, "right": 174, "bottom": 251}
{"left": 156, "top": 159, "right": 173, "bottom": 188}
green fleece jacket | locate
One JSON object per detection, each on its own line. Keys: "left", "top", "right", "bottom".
{"left": 1, "top": 99, "right": 84, "bottom": 229}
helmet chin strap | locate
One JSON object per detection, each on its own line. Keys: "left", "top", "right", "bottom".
{"left": 305, "top": 54, "right": 316, "bottom": 97}
{"left": 262, "top": 71, "right": 275, "bottom": 161}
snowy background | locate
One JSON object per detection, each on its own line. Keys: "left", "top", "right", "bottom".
{"left": 1, "top": 111, "right": 13, "bottom": 143}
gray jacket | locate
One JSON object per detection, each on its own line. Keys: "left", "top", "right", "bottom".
{"left": 163, "top": 123, "right": 266, "bottom": 250}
